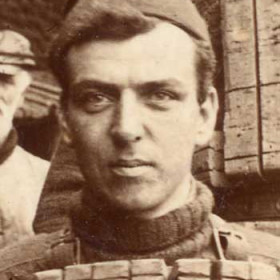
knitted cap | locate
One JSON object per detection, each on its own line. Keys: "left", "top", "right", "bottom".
{"left": 129, "top": 0, "right": 210, "bottom": 42}
{"left": 0, "top": 30, "right": 35, "bottom": 75}
{"left": 63, "top": 0, "right": 210, "bottom": 41}
{"left": 51, "top": 0, "right": 211, "bottom": 75}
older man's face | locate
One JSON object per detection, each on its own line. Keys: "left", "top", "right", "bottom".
{"left": 65, "top": 22, "right": 217, "bottom": 217}
{"left": 0, "top": 70, "right": 31, "bottom": 145}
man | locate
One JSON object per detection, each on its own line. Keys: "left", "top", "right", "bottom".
{"left": 0, "top": 30, "right": 49, "bottom": 246}
{"left": 0, "top": 0, "right": 280, "bottom": 278}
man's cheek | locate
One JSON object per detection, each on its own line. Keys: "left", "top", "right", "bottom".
{"left": 0, "top": 93, "right": 23, "bottom": 120}
{"left": 0, "top": 116, "right": 13, "bottom": 145}
{"left": 0, "top": 100, "right": 14, "bottom": 119}
{"left": 74, "top": 127, "right": 106, "bottom": 154}
{"left": 13, "top": 70, "right": 32, "bottom": 93}
{"left": 0, "top": 89, "right": 10, "bottom": 106}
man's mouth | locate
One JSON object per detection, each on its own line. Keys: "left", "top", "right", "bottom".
{"left": 109, "top": 159, "right": 154, "bottom": 177}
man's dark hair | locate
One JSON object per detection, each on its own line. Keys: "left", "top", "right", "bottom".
{"left": 50, "top": 0, "right": 216, "bottom": 105}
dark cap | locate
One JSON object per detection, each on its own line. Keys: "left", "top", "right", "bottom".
{"left": 129, "top": 0, "right": 210, "bottom": 42}
{"left": 0, "top": 30, "right": 35, "bottom": 75}
{"left": 51, "top": 0, "right": 211, "bottom": 72}
{"left": 62, "top": 0, "right": 210, "bottom": 42}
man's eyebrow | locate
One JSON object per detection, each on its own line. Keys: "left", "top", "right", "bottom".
{"left": 70, "top": 79, "right": 120, "bottom": 93}
{"left": 137, "top": 79, "right": 181, "bottom": 90}
{"left": 70, "top": 78, "right": 182, "bottom": 94}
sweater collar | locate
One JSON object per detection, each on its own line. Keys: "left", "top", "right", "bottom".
{"left": 72, "top": 179, "right": 214, "bottom": 254}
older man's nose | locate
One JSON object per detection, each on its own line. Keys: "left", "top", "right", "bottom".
{"left": 110, "top": 90, "right": 144, "bottom": 144}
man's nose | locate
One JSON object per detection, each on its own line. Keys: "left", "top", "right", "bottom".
{"left": 110, "top": 90, "right": 144, "bottom": 144}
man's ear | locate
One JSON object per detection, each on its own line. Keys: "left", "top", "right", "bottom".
{"left": 195, "top": 86, "right": 219, "bottom": 147}
{"left": 61, "top": 109, "right": 73, "bottom": 146}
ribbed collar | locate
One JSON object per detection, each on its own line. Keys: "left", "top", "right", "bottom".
{"left": 72, "top": 179, "right": 214, "bottom": 254}
{"left": 0, "top": 128, "right": 18, "bottom": 164}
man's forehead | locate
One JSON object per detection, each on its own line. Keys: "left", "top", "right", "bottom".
{"left": 67, "top": 22, "right": 196, "bottom": 84}
{"left": 68, "top": 22, "right": 195, "bottom": 59}
{"left": 65, "top": 23, "right": 197, "bottom": 96}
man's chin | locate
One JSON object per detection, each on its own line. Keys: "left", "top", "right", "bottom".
{"left": 100, "top": 183, "right": 165, "bottom": 215}
{"left": 105, "top": 198, "right": 160, "bottom": 216}
{"left": 85, "top": 173, "right": 165, "bottom": 212}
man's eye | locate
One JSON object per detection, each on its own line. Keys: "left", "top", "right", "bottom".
{"left": 86, "top": 92, "right": 112, "bottom": 103}
{"left": 149, "top": 91, "right": 175, "bottom": 101}
{"left": 0, "top": 75, "right": 14, "bottom": 88}
{"left": 72, "top": 91, "right": 115, "bottom": 112}
{"left": 77, "top": 92, "right": 113, "bottom": 105}
{"left": 144, "top": 90, "right": 179, "bottom": 110}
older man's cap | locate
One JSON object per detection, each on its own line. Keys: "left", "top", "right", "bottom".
{"left": 0, "top": 30, "right": 36, "bottom": 75}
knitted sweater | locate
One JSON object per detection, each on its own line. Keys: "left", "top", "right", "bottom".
{"left": 71, "top": 179, "right": 215, "bottom": 264}
{"left": 0, "top": 179, "right": 218, "bottom": 278}
{"left": 1, "top": 179, "right": 280, "bottom": 278}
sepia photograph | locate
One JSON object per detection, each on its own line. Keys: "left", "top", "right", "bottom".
{"left": 0, "top": 0, "right": 280, "bottom": 279}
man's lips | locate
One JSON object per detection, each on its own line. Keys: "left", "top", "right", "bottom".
{"left": 110, "top": 159, "right": 154, "bottom": 168}
{"left": 109, "top": 159, "right": 155, "bottom": 177}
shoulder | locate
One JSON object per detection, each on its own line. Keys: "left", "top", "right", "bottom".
{"left": 16, "top": 146, "right": 50, "bottom": 177}
{"left": 230, "top": 222, "right": 280, "bottom": 265}
{"left": 212, "top": 214, "right": 280, "bottom": 268}
{"left": 2, "top": 146, "right": 50, "bottom": 180}
{"left": 0, "top": 230, "right": 76, "bottom": 278}
{"left": 0, "top": 147, "right": 50, "bottom": 241}
{"left": 13, "top": 146, "right": 50, "bottom": 195}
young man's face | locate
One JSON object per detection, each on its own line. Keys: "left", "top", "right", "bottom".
{"left": 65, "top": 22, "right": 217, "bottom": 218}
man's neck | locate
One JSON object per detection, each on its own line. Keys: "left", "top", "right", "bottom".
{"left": 74, "top": 179, "right": 214, "bottom": 257}
{"left": 132, "top": 175, "right": 195, "bottom": 220}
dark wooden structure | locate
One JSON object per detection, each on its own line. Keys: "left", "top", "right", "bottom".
{"left": 217, "top": 0, "right": 280, "bottom": 227}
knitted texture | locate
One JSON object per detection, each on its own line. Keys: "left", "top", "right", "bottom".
{"left": 71, "top": 180, "right": 214, "bottom": 264}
